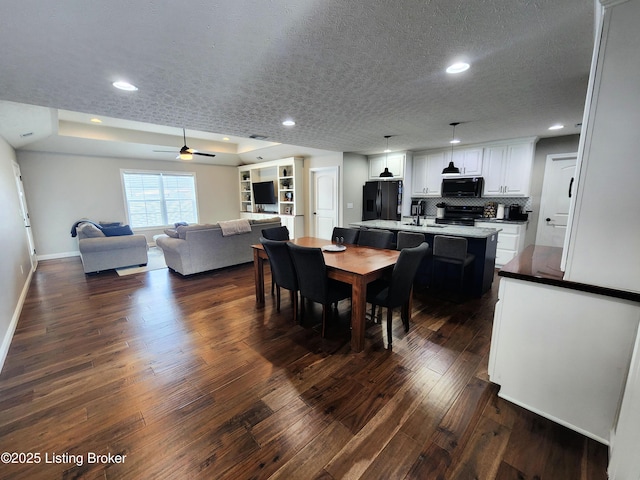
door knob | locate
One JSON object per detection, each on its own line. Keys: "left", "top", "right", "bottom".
{"left": 546, "top": 218, "right": 551, "bottom": 222}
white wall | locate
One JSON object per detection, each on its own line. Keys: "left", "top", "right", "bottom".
{"left": 0, "top": 136, "right": 33, "bottom": 370}
{"left": 563, "top": 0, "right": 640, "bottom": 293}
{"left": 17, "top": 151, "right": 239, "bottom": 257}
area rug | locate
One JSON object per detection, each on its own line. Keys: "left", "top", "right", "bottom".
{"left": 116, "top": 247, "right": 167, "bottom": 276}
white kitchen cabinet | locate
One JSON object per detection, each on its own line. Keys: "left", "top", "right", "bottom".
{"left": 411, "top": 152, "right": 445, "bottom": 196}
{"left": 450, "top": 147, "right": 483, "bottom": 176}
{"left": 482, "top": 140, "right": 535, "bottom": 197}
{"left": 475, "top": 221, "right": 526, "bottom": 267}
{"left": 368, "top": 152, "right": 407, "bottom": 180}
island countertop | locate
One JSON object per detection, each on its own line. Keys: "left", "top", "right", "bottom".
{"left": 349, "top": 220, "right": 501, "bottom": 239}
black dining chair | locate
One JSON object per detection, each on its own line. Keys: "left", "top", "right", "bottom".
{"left": 366, "top": 242, "right": 430, "bottom": 348}
{"left": 357, "top": 229, "right": 394, "bottom": 249}
{"left": 287, "top": 243, "right": 352, "bottom": 337}
{"left": 261, "top": 225, "right": 290, "bottom": 241}
{"left": 396, "top": 231, "right": 426, "bottom": 250}
{"left": 431, "top": 235, "right": 475, "bottom": 294}
{"left": 261, "top": 225, "right": 290, "bottom": 294}
{"left": 260, "top": 237, "right": 299, "bottom": 324}
{"left": 331, "top": 226, "right": 360, "bottom": 245}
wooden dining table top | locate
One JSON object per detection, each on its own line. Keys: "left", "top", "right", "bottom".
{"left": 253, "top": 236, "right": 400, "bottom": 276}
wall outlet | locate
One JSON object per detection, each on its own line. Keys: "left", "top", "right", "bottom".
{"left": 347, "top": 203, "right": 354, "bottom": 209}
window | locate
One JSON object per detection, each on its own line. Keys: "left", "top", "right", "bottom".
{"left": 122, "top": 171, "right": 198, "bottom": 228}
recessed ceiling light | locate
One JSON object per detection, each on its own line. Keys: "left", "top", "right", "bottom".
{"left": 548, "top": 124, "right": 564, "bottom": 130}
{"left": 449, "top": 139, "right": 461, "bottom": 144}
{"left": 282, "top": 120, "right": 296, "bottom": 126}
{"left": 446, "top": 62, "right": 470, "bottom": 74}
{"left": 112, "top": 81, "right": 138, "bottom": 91}
{"left": 90, "top": 118, "right": 102, "bottom": 123}
{"left": 222, "top": 137, "right": 230, "bottom": 141}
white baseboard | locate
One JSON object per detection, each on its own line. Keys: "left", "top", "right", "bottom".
{"left": 0, "top": 266, "right": 34, "bottom": 373}
{"left": 37, "top": 251, "right": 79, "bottom": 261}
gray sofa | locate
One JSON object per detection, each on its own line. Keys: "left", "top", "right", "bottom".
{"left": 155, "top": 217, "right": 281, "bottom": 275}
{"left": 76, "top": 222, "right": 149, "bottom": 273}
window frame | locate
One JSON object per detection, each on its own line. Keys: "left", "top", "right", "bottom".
{"left": 120, "top": 169, "right": 199, "bottom": 229}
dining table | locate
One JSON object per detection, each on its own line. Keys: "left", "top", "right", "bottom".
{"left": 252, "top": 237, "right": 401, "bottom": 352}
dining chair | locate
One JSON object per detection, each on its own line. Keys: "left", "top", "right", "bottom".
{"left": 260, "top": 237, "right": 299, "bottom": 324}
{"left": 367, "top": 242, "right": 429, "bottom": 348}
{"left": 287, "top": 243, "right": 352, "bottom": 337}
{"left": 396, "top": 231, "right": 426, "bottom": 250}
{"left": 331, "top": 226, "right": 360, "bottom": 245}
{"left": 261, "top": 225, "right": 290, "bottom": 241}
{"left": 432, "top": 235, "right": 475, "bottom": 293}
{"left": 261, "top": 225, "right": 290, "bottom": 295}
{"left": 357, "top": 229, "right": 394, "bottom": 249}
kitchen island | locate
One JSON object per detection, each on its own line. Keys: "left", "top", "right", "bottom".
{"left": 349, "top": 220, "right": 499, "bottom": 296}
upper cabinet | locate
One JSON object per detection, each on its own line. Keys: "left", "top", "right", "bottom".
{"left": 368, "top": 152, "right": 408, "bottom": 180}
{"left": 411, "top": 151, "right": 447, "bottom": 196}
{"left": 450, "top": 147, "right": 484, "bottom": 176}
{"left": 482, "top": 140, "right": 535, "bottom": 197}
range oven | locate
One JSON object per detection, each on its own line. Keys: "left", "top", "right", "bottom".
{"left": 435, "top": 205, "right": 484, "bottom": 226}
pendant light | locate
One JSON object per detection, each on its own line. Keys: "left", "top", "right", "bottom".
{"left": 379, "top": 135, "right": 394, "bottom": 177}
{"left": 442, "top": 122, "right": 461, "bottom": 175}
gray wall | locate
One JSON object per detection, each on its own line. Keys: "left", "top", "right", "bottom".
{"left": 342, "top": 152, "right": 368, "bottom": 226}
{"left": 0, "top": 137, "right": 33, "bottom": 369}
{"left": 17, "top": 151, "right": 239, "bottom": 257}
{"left": 527, "top": 134, "right": 580, "bottom": 247}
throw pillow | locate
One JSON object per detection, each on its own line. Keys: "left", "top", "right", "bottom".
{"left": 78, "top": 223, "right": 105, "bottom": 238}
{"left": 174, "top": 221, "right": 189, "bottom": 227}
{"left": 164, "top": 228, "right": 179, "bottom": 238}
{"left": 102, "top": 225, "right": 134, "bottom": 236}
{"left": 99, "top": 221, "right": 122, "bottom": 228}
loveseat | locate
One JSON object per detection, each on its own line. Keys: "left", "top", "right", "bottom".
{"left": 155, "top": 217, "right": 281, "bottom": 275}
{"left": 75, "top": 222, "right": 149, "bottom": 273}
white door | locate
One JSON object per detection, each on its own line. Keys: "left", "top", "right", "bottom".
{"left": 13, "top": 163, "right": 37, "bottom": 270}
{"left": 536, "top": 153, "right": 577, "bottom": 247}
{"left": 311, "top": 167, "right": 338, "bottom": 240}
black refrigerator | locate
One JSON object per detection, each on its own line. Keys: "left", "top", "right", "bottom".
{"left": 362, "top": 180, "right": 402, "bottom": 220}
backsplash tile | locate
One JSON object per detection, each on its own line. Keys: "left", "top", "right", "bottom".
{"left": 414, "top": 197, "right": 532, "bottom": 217}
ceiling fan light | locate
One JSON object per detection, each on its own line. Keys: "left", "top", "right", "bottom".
{"left": 179, "top": 152, "right": 193, "bottom": 160}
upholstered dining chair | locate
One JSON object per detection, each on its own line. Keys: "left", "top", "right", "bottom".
{"left": 357, "top": 229, "right": 394, "bottom": 249}
{"left": 366, "top": 242, "right": 429, "bottom": 348}
{"left": 287, "top": 243, "right": 352, "bottom": 337}
{"left": 432, "top": 235, "right": 475, "bottom": 293}
{"left": 261, "top": 225, "right": 289, "bottom": 241}
{"left": 261, "top": 225, "right": 290, "bottom": 295}
{"left": 331, "top": 226, "right": 360, "bottom": 245}
{"left": 396, "top": 231, "right": 426, "bottom": 250}
{"left": 260, "top": 237, "right": 299, "bottom": 324}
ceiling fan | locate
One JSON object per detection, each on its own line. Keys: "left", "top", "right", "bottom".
{"left": 154, "top": 128, "right": 216, "bottom": 160}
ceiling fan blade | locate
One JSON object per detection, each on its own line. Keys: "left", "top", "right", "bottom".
{"left": 194, "top": 152, "right": 216, "bottom": 157}
{"left": 154, "top": 150, "right": 178, "bottom": 153}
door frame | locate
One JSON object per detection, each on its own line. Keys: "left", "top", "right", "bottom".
{"left": 535, "top": 152, "right": 577, "bottom": 247}
{"left": 13, "top": 162, "right": 38, "bottom": 271}
{"left": 308, "top": 166, "right": 340, "bottom": 238}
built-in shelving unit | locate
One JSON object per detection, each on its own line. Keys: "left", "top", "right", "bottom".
{"left": 238, "top": 157, "right": 304, "bottom": 237}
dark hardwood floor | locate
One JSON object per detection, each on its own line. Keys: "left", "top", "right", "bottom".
{"left": 0, "top": 257, "right": 608, "bottom": 479}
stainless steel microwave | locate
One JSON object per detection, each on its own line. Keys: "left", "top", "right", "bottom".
{"left": 441, "top": 177, "right": 484, "bottom": 197}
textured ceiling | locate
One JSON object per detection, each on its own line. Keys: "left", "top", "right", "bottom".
{"left": 0, "top": 0, "right": 594, "bottom": 163}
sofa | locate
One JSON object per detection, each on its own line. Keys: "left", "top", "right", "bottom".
{"left": 155, "top": 217, "right": 281, "bottom": 275}
{"left": 75, "top": 222, "right": 149, "bottom": 273}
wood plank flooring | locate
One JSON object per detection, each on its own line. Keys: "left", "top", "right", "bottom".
{"left": 0, "top": 257, "right": 608, "bottom": 479}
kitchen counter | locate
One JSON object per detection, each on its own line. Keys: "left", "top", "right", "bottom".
{"left": 350, "top": 220, "right": 500, "bottom": 238}
{"left": 350, "top": 219, "right": 499, "bottom": 296}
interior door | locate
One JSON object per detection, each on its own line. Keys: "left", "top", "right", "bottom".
{"left": 13, "top": 162, "right": 37, "bottom": 270}
{"left": 311, "top": 167, "right": 339, "bottom": 240}
{"left": 536, "top": 153, "right": 577, "bottom": 247}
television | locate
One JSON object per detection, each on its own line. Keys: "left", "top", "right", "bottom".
{"left": 252, "top": 181, "right": 277, "bottom": 204}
